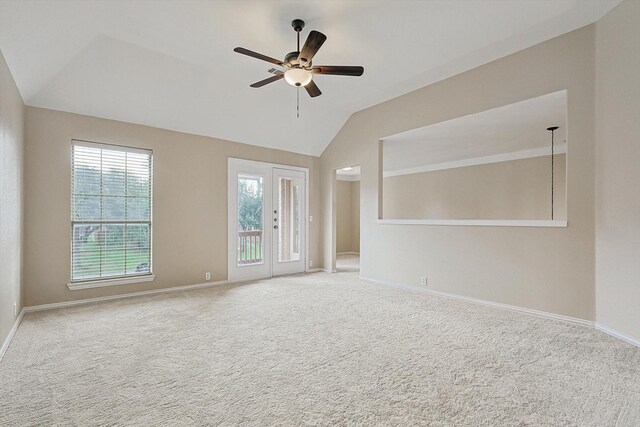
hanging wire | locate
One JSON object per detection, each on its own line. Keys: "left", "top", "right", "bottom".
{"left": 549, "top": 127, "right": 556, "bottom": 220}
{"left": 546, "top": 126, "right": 558, "bottom": 220}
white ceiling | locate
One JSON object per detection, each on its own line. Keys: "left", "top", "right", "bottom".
{"left": 336, "top": 165, "right": 361, "bottom": 181}
{"left": 383, "top": 90, "right": 567, "bottom": 172}
{"left": 0, "top": 0, "right": 619, "bottom": 156}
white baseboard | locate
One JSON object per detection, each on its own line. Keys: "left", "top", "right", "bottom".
{"left": 308, "top": 268, "right": 336, "bottom": 273}
{"left": 25, "top": 280, "right": 230, "bottom": 313}
{"left": 26, "top": 269, "right": 334, "bottom": 318}
{"left": 5, "top": 274, "right": 636, "bottom": 364}
{"left": 337, "top": 252, "right": 360, "bottom": 255}
{"left": 0, "top": 280, "right": 231, "bottom": 363}
{"left": 595, "top": 323, "right": 640, "bottom": 348}
{"left": 0, "top": 308, "right": 25, "bottom": 362}
{"left": 360, "top": 276, "right": 594, "bottom": 328}
{"left": 306, "top": 268, "right": 338, "bottom": 273}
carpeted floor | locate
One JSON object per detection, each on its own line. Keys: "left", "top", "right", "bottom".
{"left": 336, "top": 253, "right": 360, "bottom": 272}
{"left": 2, "top": 270, "right": 640, "bottom": 426}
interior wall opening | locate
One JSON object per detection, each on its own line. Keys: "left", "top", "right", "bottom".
{"left": 335, "top": 165, "right": 361, "bottom": 273}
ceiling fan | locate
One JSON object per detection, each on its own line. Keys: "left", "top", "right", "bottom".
{"left": 234, "top": 19, "right": 364, "bottom": 99}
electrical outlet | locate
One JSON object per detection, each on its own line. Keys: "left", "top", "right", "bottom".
{"left": 309, "top": 260, "right": 313, "bottom": 267}
{"left": 309, "top": 216, "right": 313, "bottom": 222}
{"left": 421, "top": 276, "right": 427, "bottom": 286}
{"left": 205, "top": 272, "right": 211, "bottom": 281}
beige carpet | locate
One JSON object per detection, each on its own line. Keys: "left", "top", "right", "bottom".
{"left": 2, "top": 271, "right": 640, "bottom": 426}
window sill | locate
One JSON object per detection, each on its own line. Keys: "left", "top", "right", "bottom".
{"left": 377, "top": 219, "right": 568, "bottom": 227}
{"left": 68, "top": 274, "right": 156, "bottom": 291}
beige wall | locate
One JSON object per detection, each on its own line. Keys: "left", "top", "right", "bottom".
{"left": 321, "top": 26, "right": 596, "bottom": 320}
{"left": 23, "top": 107, "right": 321, "bottom": 306}
{"left": 0, "top": 49, "right": 24, "bottom": 345}
{"left": 383, "top": 155, "right": 566, "bottom": 220}
{"left": 336, "top": 180, "right": 360, "bottom": 253}
{"left": 595, "top": 0, "right": 640, "bottom": 341}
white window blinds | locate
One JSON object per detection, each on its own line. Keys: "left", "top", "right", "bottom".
{"left": 71, "top": 141, "right": 152, "bottom": 282}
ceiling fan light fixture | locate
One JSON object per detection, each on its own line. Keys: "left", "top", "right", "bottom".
{"left": 284, "top": 68, "right": 312, "bottom": 87}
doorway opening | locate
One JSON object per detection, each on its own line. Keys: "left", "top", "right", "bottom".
{"left": 228, "top": 158, "right": 308, "bottom": 282}
{"left": 335, "top": 165, "right": 360, "bottom": 272}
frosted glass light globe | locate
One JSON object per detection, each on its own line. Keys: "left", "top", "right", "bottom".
{"left": 284, "top": 68, "right": 312, "bottom": 87}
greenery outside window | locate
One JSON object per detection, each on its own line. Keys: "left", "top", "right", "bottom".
{"left": 71, "top": 140, "right": 152, "bottom": 283}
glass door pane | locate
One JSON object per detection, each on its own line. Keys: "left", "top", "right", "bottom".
{"left": 228, "top": 159, "right": 272, "bottom": 282}
{"left": 237, "top": 175, "right": 264, "bottom": 266}
{"left": 272, "top": 167, "right": 305, "bottom": 277}
{"left": 277, "top": 177, "right": 302, "bottom": 262}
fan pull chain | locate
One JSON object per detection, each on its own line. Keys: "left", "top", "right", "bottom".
{"left": 297, "top": 87, "right": 300, "bottom": 118}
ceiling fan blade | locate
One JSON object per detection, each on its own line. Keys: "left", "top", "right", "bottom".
{"left": 250, "top": 73, "right": 284, "bottom": 88}
{"left": 234, "top": 47, "right": 283, "bottom": 66}
{"left": 305, "top": 80, "right": 322, "bottom": 98}
{"left": 311, "top": 65, "right": 364, "bottom": 76}
{"left": 298, "top": 31, "right": 327, "bottom": 64}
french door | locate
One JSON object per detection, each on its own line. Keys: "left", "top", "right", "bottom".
{"left": 228, "top": 159, "right": 307, "bottom": 282}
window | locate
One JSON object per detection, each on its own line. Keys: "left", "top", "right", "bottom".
{"left": 71, "top": 140, "right": 152, "bottom": 283}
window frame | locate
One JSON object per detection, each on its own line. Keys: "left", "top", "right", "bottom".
{"left": 69, "top": 139, "right": 154, "bottom": 289}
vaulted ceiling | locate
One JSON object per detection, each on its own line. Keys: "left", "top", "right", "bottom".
{"left": 383, "top": 91, "right": 567, "bottom": 172}
{"left": 0, "top": 0, "right": 619, "bottom": 156}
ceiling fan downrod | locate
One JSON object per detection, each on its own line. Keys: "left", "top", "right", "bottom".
{"left": 292, "top": 20, "right": 305, "bottom": 119}
{"left": 292, "top": 19, "right": 305, "bottom": 52}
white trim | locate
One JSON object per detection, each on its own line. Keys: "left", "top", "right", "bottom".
{"left": 272, "top": 168, "right": 307, "bottom": 277}
{"left": 4, "top": 275, "right": 637, "bottom": 365}
{"left": 68, "top": 274, "right": 156, "bottom": 290}
{"left": 1, "top": 280, "right": 231, "bottom": 363}
{"left": 71, "top": 141, "right": 154, "bottom": 284}
{"left": 336, "top": 174, "right": 361, "bottom": 181}
{"left": 595, "top": 323, "right": 640, "bottom": 348}
{"left": 228, "top": 159, "right": 273, "bottom": 282}
{"left": 227, "top": 158, "right": 310, "bottom": 282}
{"left": 72, "top": 139, "right": 152, "bottom": 156}
{"left": 311, "top": 268, "right": 336, "bottom": 273}
{"left": 377, "top": 219, "right": 567, "bottom": 227}
{"left": 360, "top": 276, "right": 594, "bottom": 327}
{"left": 383, "top": 143, "right": 567, "bottom": 178}
{"left": 337, "top": 252, "right": 360, "bottom": 255}
{"left": 305, "top": 170, "right": 310, "bottom": 277}
{"left": 30, "top": 280, "right": 230, "bottom": 313}
{"left": 227, "top": 157, "right": 310, "bottom": 173}
{"left": 0, "top": 309, "right": 25, "bottom": 362}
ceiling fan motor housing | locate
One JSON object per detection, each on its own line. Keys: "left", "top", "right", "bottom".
{"left": 284, "top": 51, "right": 309, "bottom": 68}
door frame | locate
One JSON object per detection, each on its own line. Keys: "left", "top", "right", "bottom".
{"left": 272, "top": 167, "right": 307, "bottom": 277}
{"left": 227, "top": 158, "right": 310, "bottom": 282}
{"left": 332, "top": 165, "right": 361, "bottom": 273}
